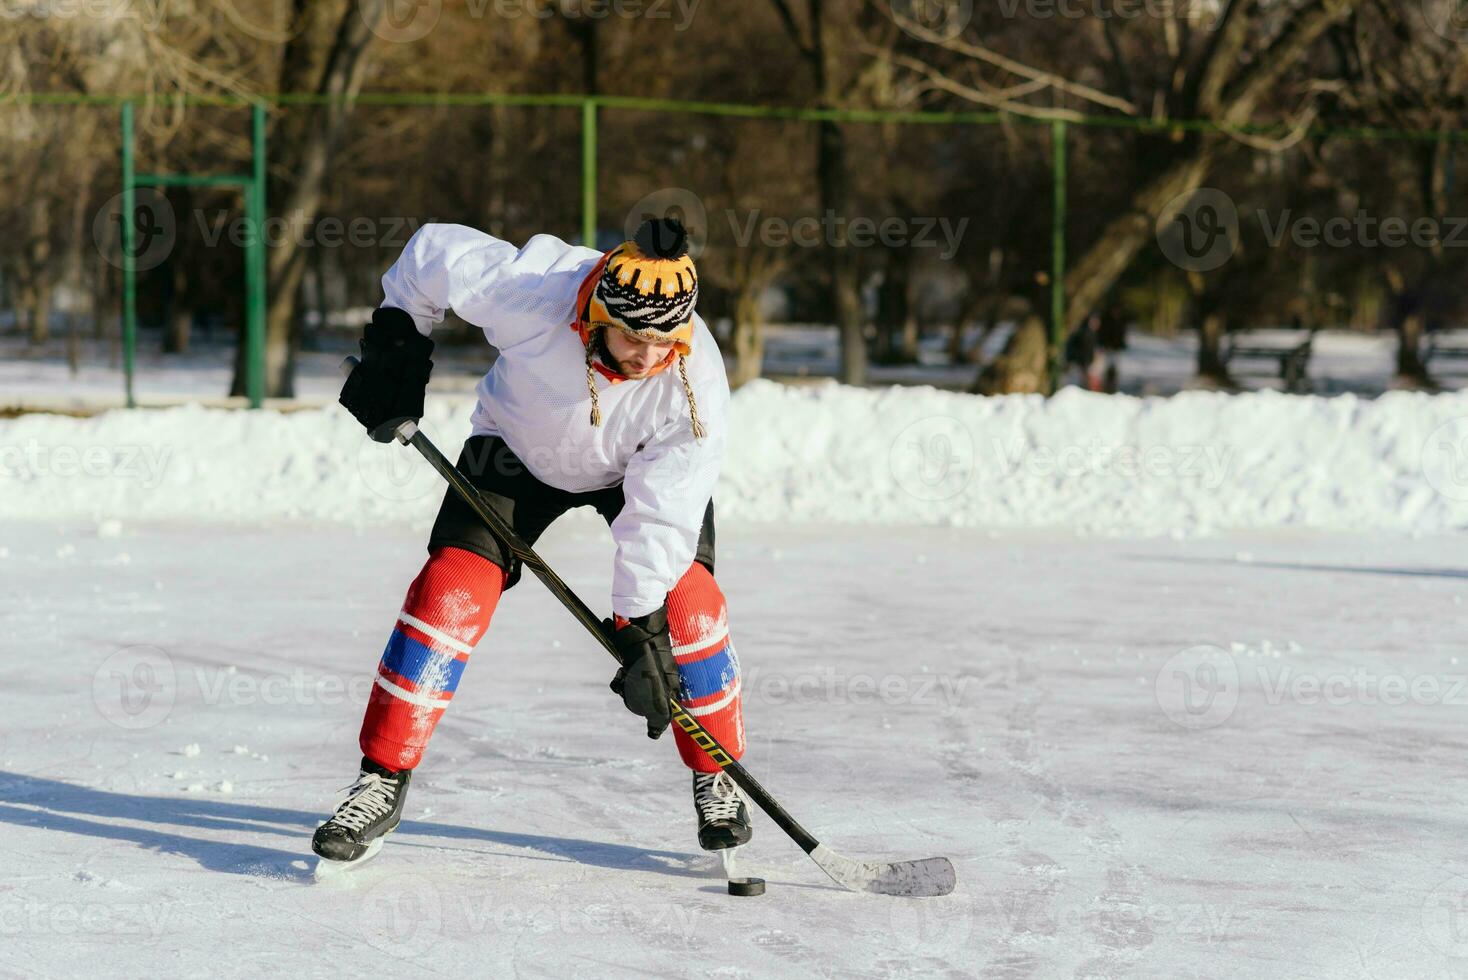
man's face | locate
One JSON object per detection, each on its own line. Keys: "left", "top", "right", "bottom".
{"left": 603, "top": 328, "right": 675, "bottom": 379}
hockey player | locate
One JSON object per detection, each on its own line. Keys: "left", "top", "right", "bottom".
{"left": 312, "top": 217, "right": 750, "bottom": 865}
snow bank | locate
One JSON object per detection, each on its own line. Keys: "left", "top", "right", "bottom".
{"left": 2, "top": 380, "right": 1467, "bottom": 535}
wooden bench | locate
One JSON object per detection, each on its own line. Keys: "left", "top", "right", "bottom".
{"left": 1221, "top": 324, "right": 1320, "bottom": 393}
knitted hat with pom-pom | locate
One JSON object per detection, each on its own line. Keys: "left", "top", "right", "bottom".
{"left": 574, "top": 217, "right": 705, "bottom": 438}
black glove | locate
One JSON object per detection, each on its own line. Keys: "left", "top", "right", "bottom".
{"left": 607, "top": 607, "right": 680, "bottom": 739}
{"left": 339, "top": 307, "right": 434, "bottom": 443}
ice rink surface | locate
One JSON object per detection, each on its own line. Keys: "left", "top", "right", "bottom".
{"left": 3, "top": 517, "right": 1467, "bottom": 978}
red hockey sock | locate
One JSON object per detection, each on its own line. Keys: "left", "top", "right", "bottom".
{"left": 666, "top": 562, "right": 746, "bottom": 772}
{"left": 359, "top": 546, "right": 505, "bottom": 771}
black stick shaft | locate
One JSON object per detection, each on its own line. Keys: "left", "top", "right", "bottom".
{"left": 398, "top": 421, "right": 822, "bottom": 854}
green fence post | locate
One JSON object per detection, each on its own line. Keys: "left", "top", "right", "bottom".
{"left": 1050, "top": 118, "right": 1068, "bottom": 393}
{"left": 121, "top": 101, "right": 137, "bottom": 409}
{"left": 245, "top": 101, "right": 267, "bottom": 408}
{"left": 582, "top": 98, "right": 597, "bottom": 248}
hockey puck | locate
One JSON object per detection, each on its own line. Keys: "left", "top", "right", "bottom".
{"left": 727, "top": 877, "right": 765, "bottom": 897}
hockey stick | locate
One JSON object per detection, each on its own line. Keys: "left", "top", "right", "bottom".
{"left": 343, "top": 358, "right": 955, "bottom": 897}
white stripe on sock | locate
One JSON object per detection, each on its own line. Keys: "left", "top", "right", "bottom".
{"left": 398, "top": 611, "right": 475, "bottom": 656}
{"left": 673, "top": 625, "right": 730, "bottom": 657}
{"left": 685, "top": 680, "right": 741, "bottom": 717}
{"left": 374, "top": 673, "right": 453, "bottom": 709}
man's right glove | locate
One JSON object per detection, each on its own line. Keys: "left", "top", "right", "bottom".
{"left": 607, "top": 607, "right": 681, "bottom": 739}
{"left": 339, "top": 307, "right": 434, "bottom": 442}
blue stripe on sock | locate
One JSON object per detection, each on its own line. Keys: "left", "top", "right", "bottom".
{"left": 381, "top": 630, "right": 467, "bottom": 694}
{"left": 678, "top": 644, "right": 737, "bottom": 702}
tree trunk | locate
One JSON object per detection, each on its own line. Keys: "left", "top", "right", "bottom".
{"left": 26, "top": 278, "right": 52, "bottom": 346}
{"left": 232, "top": 0, "right": 385, "bottom": 398}
{"left": 731, "top": 283, "right": 767, "bottom": 389}
{"left": 1397, "top": 313, "right": 1431, "bottom": 384}
{"left": 1064, "top": 140, "right": 1218, "bottom": 337}
{"left": 164, "top": 253, "right": 192, "bottom": 354}
{"left": 1196, "top": 311, "right": 1232, "bottom": 385}
{"left": 877, "top": 246, "right": 917, "bottom": 364}
{"left": 163, "top": 188, "right": 192, "bottom": 354}
{"left": 817, "top": 118, "right": 866, "bottom": 386}
{"left": 23, "top": 195, "right": 53, "bottom": 345}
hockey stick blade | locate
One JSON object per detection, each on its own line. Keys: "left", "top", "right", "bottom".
{"left": 810, "top": 845, "right": 956, "bottom": 897}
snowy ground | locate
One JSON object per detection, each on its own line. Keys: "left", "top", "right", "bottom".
{"left": 6, "top": 324, "right": 1464, "bottom": 414}
{"left": 4, "top": 517, "right": 1468, "bottom": 978}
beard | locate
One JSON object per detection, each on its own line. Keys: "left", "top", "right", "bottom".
{"left": 592, "top": 328, "right": 625, "bottom": 375}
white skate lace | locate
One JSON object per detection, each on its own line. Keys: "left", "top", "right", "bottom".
{"left": 694, "top": 771, "right": 743, "bottom": 822}
{"left": 330, "top": 771, "right": 398, "bottom": 833}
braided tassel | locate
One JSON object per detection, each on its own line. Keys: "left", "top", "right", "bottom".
{"left": 585, "top": 341, "right": 603, "bottom": 427}
{"left": 678, "top": 355, "right": 706, "bottom": 441}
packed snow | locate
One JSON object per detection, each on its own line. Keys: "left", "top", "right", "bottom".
{"left": 3, "top": 380, "right": 1468, "bottom": 535}
{"left": 2, "top": 520, "right": 1467, "bottom": 977}
{"left": 5, "top": 371, "right": 1468, "bottom": 976}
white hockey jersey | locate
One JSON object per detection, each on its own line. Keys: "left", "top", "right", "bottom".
{"left": 380, "top": 223, "right": 730, "bottom": 618}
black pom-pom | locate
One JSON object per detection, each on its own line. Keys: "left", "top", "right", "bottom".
{"left": 634, "top": 217, "right": 689, "bottom": 259}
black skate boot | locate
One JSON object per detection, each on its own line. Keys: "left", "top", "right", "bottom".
{"left": 692, "top": 771, "right": 752, "bottom": 851}
{"left": 311, "top": 757, "right": 412, "bottom": 865}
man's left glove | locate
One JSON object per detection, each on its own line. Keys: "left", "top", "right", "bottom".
{"left": 339, "top": 307, "right": 435, "bottom": 443}
{"left": 607, "top": 607, "right": 680, "bottom": 739}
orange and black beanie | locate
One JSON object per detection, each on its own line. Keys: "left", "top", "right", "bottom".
{"left": 574, "top": 217, "right": 705, "bottom": 438}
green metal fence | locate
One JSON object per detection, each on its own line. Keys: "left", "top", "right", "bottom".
{"left": 10, "top": 90, "right": 1468, "bottom": 404}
